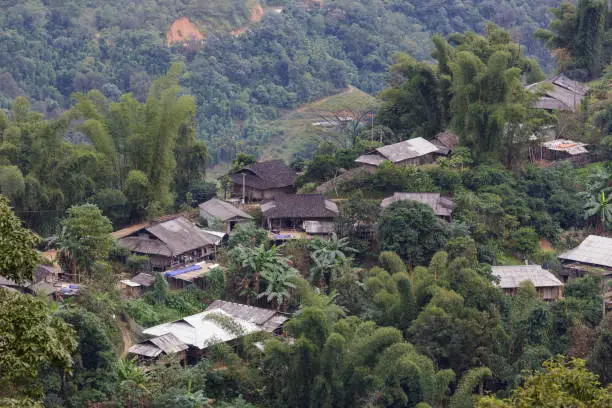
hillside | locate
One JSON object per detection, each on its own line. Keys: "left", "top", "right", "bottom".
{"left": 0, "top": 0, "right": 557, "bottom": 165}
{"left": 260, "top": 86, "right": 380, "bottom": 162}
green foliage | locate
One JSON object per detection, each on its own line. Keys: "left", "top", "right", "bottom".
{"left": 0, "top": 195, "right": 40, "bottom": 283}
{"left": 587, "top": 315, "right": 612, "bottom": 384}
{"left": 378, "top": 251, "right": 407, "bottom": 274}
{"left": 58, "top": 204, "right": 113, "bottom": 281}
{"left": 227, "top": 223, "right": 269, "bottom": 250}
{"left": 536, "top": 0, "right": 610, "bottom": 79}
{"left": 377, "top": 200, "right": 450, "bottom": 266}
{"left": 0, "top": 290, "right": 76, "bottom": 400}
{"left": 478, "top": 357, "right": 612, "bottom": 407}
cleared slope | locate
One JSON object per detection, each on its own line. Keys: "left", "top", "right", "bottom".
{"left": 260, "top": 86, "right": 380, "bottom": 162}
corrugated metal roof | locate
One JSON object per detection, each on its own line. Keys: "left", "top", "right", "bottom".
{"left": 128, "top": 343, "right": 163, "bottom": 358}
{"left": 120, "top": 279, "right": 141, "bottom": 287}
{"left": 376, "top": 137, "right": 438, "bottom": 163}
{"left": 199, "top": 198, "right": 253, "bottom": 221}
{"left": 144, "top": 309, "right": 262, "bottom": 349}
{"left": 303, "top": 220, "right": 335, "bottom": 234}
{"left": 558, "top": 235, "right": 612, "bottom": 268}
{"left": 491, "top": 265, "right": 563, "bottom": 289}
{"left": 380, "top": 193, "right": 453, "bottom": 217}
{"left": 149, "top": 333, "right": 189, "bottom": 354}
{"left": 541, "top": 139, "right": 589, "bottom": 155}
{"left": 355, "top": 154, "right": 385, "bottom": 166}
{"left": 141, "top": 301, "right": 288, "bottom": 351}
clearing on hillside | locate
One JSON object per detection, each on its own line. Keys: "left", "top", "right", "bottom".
{"left": 260, "top": 86, "right": 380, "bottom": 162}
{"left": 167, "top": 17, "right": 204, "bottom": 46}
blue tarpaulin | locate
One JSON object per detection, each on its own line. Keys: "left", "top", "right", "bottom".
{"left": 165, "top": 264, "right": 202, "bottom": 277}
{"left": 273, "top": 234, "right": 292, "bottom": 240}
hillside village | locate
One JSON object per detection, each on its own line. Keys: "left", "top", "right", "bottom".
{"left": 2, "top": 1, "right": 612, "bottom": 408}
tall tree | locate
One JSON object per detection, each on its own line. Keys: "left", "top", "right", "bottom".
{"left": 58, "top": 204, "right": 113, "bottom": 281}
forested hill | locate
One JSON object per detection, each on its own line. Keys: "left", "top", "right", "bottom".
{"left": 1, "top": 0, "right": 556, "bottom": 162}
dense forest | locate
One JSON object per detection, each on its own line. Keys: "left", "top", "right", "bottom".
{"left": 1, "top": 1, "right": 612, "bottom": 408}
{"left": 1, "top": 0, "right": 563, "bottom": 162}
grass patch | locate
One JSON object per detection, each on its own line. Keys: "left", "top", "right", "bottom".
{"left": 259, "top": 86, "right": 380, "bottom": 162}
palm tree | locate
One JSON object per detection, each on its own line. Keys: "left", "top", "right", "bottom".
{"left": 235, "top": 244, "right": 295, "bottom": 307}
{"left": 309, "top": 233, "right": 356, "bottom": 290}
{"left": 584, "top": 190, "right": 612, "bottom": 231}
{"left": 258, "top": 265, "right": 298, "bottom": 311}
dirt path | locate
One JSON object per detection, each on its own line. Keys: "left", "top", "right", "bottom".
{"left": 539, "top": 237, "right": 553, "bottom": 251}
{"left": 120, "top": 319, "right": 133, "bottom": 357}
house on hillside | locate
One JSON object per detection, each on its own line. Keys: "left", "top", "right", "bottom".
{"left": 558, "top": 235, "right": 612, "bottom": 283}
{"left": 198, "top": 198, "right": 253, "bottom": 233}
{"left": 117, "top": 216, "right": 220, "bottom": 271}
{"left": 165, "top": 262, "right": 219, "bottom": 290}
{"left": 119, "top": 272, "right": 155, "bottom": 297}
{"left": 128, "top": 300, "right": 288, "bottom": 364}
{"left": 261, "top": 194, "right": 339, "bottom": 237}
{"left": 355, "top": 137, "right": 439, "bottom": 171}
{"left": 491, "top": 265, "right": 564, "bottom": 301}
{"left": 537, "top": 139, "right": 591, "bottom": 164}
{"left": 431, "top": 131, "right": 459, "bottom": 157}
{"left": 231, "top": 160, "right": 297, "bottom": 202}
{"left": 525, "top": 74, "right": 588, "bottom": 112}
{"left": 380, "top": 193, "right": 453, "bottom": 221}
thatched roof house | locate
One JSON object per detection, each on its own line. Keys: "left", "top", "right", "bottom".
{"left": 262, "top": 194, "right": 339, "bottom": 235}
{"left": 199, "top": 198, "right": 253, "bottom": 232}
{"left": 525, "top": 74, "right": 588, "bottom": 112}
{"left": 231, "top": 160, "right": 297, "bottom": 201}
{"left": 492, "top": 265, "right": 564, "bottom": 301}
{"left": 558, "top": 235, "right": 612, "bottom": 282}
{"left": 118, "top": 217, "right": 220, "bottom": 271}
{"left": 431, "top": 131, "right": 459, "bottom": 156}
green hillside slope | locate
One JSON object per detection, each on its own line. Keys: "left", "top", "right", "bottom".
{"left": 0, "top": 0, "right": 557, "bottom": 164}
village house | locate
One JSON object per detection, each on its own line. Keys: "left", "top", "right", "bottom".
{"left": 128, "top": 300, "right": 288, "bottom": 364}
{"left": 536, "top": 139, "right": 591, "bottom": 164}
{"left": 119, "top": 272, "right": 155, "bottom": 297}
{"left": 355, "top": 137, "right": 439, "bottom": 171}
{"left": 231, "top": 160, "right": 297, "bottom": 202}
{"left": 380, "top": 193, "right": 453, "bottom": 221}
{"left": 261, "top": 194, "right": 339, "bottom": 237}
{"left": 164, "top": 262, "right": 219, "bottom": 290}
{"left": 198, "top": 197, "right": 253, "bottom": 233}
{"left": 558, "top": 235, "right": 612, "bottom": 283}
{"left": 525, "top": 73, "right": 588, "bottom": 112}
{"left": 430, "top": 131, "right": 459, "bottom": 157}
{"left": 491, "top": 265, "right": 564, "bottom": 301}
{"left": 117, "top": 216, "right": 221, "bottom": 271}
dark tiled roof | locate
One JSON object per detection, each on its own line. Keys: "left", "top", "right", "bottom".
{"left": 199, "top": 198, "right": 252, "bottom": 221}
{"left": 118, "top": 236, "right": 173, "bottom": 257}
{"left": 525, "top": 74, "right": 588, "bottom": 112}
{"left": 432, "top": 132, "right": 459, "bottom": 150}
{"left": 146, "top": 217, "right": 217, "bottom": 255}
{"left": 262, "top": 194, "right": 339, "bottom": 219}
{"left": 131, "top": 273, "right": 155, "bottom": 287}
{"left": 232, "top": 160, "right": 297, "bottom": 190}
